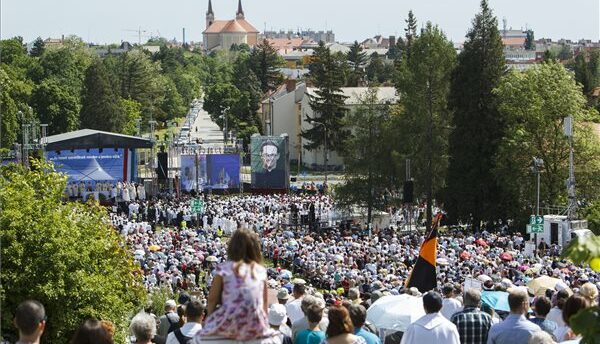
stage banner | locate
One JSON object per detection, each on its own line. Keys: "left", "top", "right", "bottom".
{"left": 206, "top": 154, "right": 240, "bottom": 189}
{"left": 180, "top": 154, "right": 207, "bottom": 192}
{"left": 251, "top": 135, "right": 289, "bottom": 189}
{"left": 46, "top": 149, "right": 125, "bottom": 183}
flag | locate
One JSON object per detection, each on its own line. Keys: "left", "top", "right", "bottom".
{"left": 405, "top": 213, "right": 443, "bottom": 293}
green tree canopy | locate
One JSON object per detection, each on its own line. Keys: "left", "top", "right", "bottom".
{"left": 0, "top": 161, "right": 146, "bottom": 343}
{"left": 248, "top": 39, "right": 284, "bottom": 93}
{"left": 493, "top": 62, "right": 600, "bottom": 224}
{"left": 31, "top": 77, "right": 80, "bottom": 134}
{"left": 444, "top": 0, "right": 506, "bottom": 228}
{"left": 80, "top": 60, "right": 126, "bottom": 132}
{"left": 346, "top": 41, "right": 367, "bottom": 87}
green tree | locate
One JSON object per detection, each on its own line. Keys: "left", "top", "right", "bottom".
{"left": 557, "top": 44, "right": 573, "bottom": 61}
{"left": 346, "top": 41, "right": 367, "bottom": 87}
{"left": 119, "top": 50, "right": 166, "bottom": 121}
{"left": 120, "top": 98, "right": 143, "bottom": 136}
{"left": 524, "top": 30, "right": 535, "bottom": 50}
{"left": 159, "top": 77, "right": 186, "bottom": 121}
{"left": 0, "top": 160, "right": 146, "bottom": 343}
{"left": 30, "top": 37, "right": 46, "bottom": 57}
{"left": 573, "top": 53, "right": 592, "bottom": 94}
{"left": 394, "top": 22, "right": 456, "bottom": 231}
{"left": 31, "top": 78, "right": 80, "bottom": 134}
{"left": 301, "top": 41, "right": 349, "bottom": 168}
{"left": 336, "top": 88, "right": 390, "bottom": 224}
{"left": 404, "top": 10, "right": 418, "bottom": 57}
{"left": 0, "top": 65, "right": 32, "bottom": 148}
{"left": 444, "top": 0, "right": 506, "bottom": 229}
{"left": 248, "top": 39, "right": 284, "bottom": 93}
{"left": 493, "top": 62, "right": 600, "bottom": 225}
{"left": 80, "top": 60, "right": 126, "bottom": 132}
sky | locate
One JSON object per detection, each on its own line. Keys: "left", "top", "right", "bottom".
{"left": 1, "top": 0, "right": 599, "bottom": 45}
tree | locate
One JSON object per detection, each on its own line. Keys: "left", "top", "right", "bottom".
{"left": 80, "top": 60, "right": 126, "bottom": 132}
{"left": 119, "top": 50, "right": 166, "bottom": 122}
{"left": 571, "top": 50, "right": 600, "bottom": 96}
{"left": 30, "top": 37, "right": 46, "bottom": 57}
{"left": 336, "top": 88, "right": 390, "bottom": 224}
{"left": 159, "top": 77, "right": 186, "bottom": 122}
{"left": 0, "top": 65, "right": 32, "bottom": 148}
{"left": 248, "top": 39, "right": 284, "bottom": 93}
{"left": 31, "top": 77, "right": 80, "bottom": 134}
{"left": 557, "top": 44, "right": 573, "bottom": 61}
{"left": 120, "top": 98, "right": 143, "bottom": 136}
{"left": 394, "top": 22, "right": 456, "bottom": 231}
{"left": 346, "top": 41, "right": 367, "bottom": 86}
{"left": 0, "top": 160, "right": 146, "bottom": 343}
{"left": 493, "top": 62, "right": 600, "bottom": 225}
{"left": 301, "top": 41, "right": 349, "bottom": 168}
{"left": 444, "top": 0, "right": 506, "bottom": 229}
{"left": 404, "top": 10, "right": 418, "bottom": 57}
{"left": 524, "top": 30, "right": 535, "bottom": 50}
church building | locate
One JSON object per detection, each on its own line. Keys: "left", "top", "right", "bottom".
{"left": 203, "top": 0, "right": 260, "bottom": 51}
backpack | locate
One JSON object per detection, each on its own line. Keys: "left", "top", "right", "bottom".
{"left": 173, "top": 328, "right": 192, "bottom": 344}
{"left": 165, "top": 314, "right": 179, "bottom": 334}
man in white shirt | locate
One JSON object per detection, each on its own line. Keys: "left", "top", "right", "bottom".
{"left": 401, "top": 291, "right": 460, "bottom": 344}
{"left": 286, "top": 282, "right": 306, "bottom": 324}
{"left": 169, "top": 299, "right": 204, "bottom": 344}
{"left": 440, "top": 283, "right": 463, "bottom": 319}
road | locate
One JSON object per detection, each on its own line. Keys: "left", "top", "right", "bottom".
{"left": 184, "top": 101, "right": 225, "bottom": 150}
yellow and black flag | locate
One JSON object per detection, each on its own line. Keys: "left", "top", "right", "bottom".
{"left": 405, "top": 213, "right": 443, "bottom": 293}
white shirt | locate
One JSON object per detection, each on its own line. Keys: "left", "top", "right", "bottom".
{"left": 167, "top": 322, "right": 202, "bottom": 344}
{"left": 400, "top": 312, "right": 460, "bottom": 344}
{"left": 546, "top": 307, "right": 565, "bottom": 328}
{"left": 285, "top": 297, "right": 305, "bottom": 324}
{"left": 440, "top": 298, "right": 462, "bottom": 319}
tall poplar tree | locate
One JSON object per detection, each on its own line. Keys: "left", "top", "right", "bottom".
{"left": 346, "top": 41, "right": 367, "bottom": 87}
{"left": 444, "top": 0, "right": 506, "bottom": 229}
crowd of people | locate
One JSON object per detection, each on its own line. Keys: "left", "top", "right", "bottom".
{"left": 7, "top": 192, "right": 600, "bottom": 344}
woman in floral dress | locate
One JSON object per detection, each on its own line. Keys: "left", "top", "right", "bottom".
{"left": 194, "top": 228, "right": 281, "bottom": 344}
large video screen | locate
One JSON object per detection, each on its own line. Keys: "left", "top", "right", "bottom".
{"left": 180, "top": 154, "right": 207, "bottom": 192}
{"left": 207, "top": 154, "right": 240, "bottom": 189}
{"left": 46, "top": 148, "right": 125, "bottom": 183}
{"left": 251, "top": 136, "right": 289, "bottom": 189}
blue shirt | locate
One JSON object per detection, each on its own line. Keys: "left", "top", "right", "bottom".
{"left": 529, "top": 317, "right": 557, "bottom": 339}
{"left": 355, "top": 328, "right": 381, "bottom": 344}
{"left": 295, "top": 329, "right": 326, "bottom": 344}
{"left": 487, "top": 314, "right": 541, "bottom": 344}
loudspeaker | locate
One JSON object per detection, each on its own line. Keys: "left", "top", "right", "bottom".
{"left": 157, "top": 152, "right": 168, "bottom": 180}
{"left": 403, "top": 180, "right": 414, "bottom": 203}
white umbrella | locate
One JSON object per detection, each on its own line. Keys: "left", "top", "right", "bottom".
{"left": 366, "top": 294, "right": 425, "bottom": 332}
{"left": 206, "top": 256, "right": 218, "bottom": 262}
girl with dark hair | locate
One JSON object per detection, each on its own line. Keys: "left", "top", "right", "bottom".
{"left": 323, "top": 306, "right": 366, "bottom": 344}
{"left": 195, "top": 228, "right": 280, "bottom": 344}
{"left": 553, "top": 295, "right": 590, "bottom": 342}
{"left": 70, "top": 319, "right": 114, "bottom": 344}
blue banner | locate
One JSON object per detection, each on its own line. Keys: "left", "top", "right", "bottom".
{"left": 46, "top": 149, "right": 125, "bottom": 183}
{"left": 180, "top": 154, "right": 207, "bottom": 192}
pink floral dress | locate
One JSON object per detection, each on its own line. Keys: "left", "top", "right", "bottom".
{"left": 198, "top": 261, "right": 277, "bottom": 340}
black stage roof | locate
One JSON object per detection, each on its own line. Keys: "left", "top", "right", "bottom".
{"left": 45, "top": 129, "right": 153, "bottom": 151}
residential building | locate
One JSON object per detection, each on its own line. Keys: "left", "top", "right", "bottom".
{"left": 203, "top": 0, "right": 259, "bottom": 51}
{"left": 262, "top": 29, "right": 335, "bottom": 44}
{"left": 261, "top": 84, "right": 398, "bottom": 168}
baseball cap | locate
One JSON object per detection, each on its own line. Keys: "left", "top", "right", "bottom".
{"left": 268, "top": 304, "right": 287, "bottom": 326}
{"left": 277, "top": 288, "right": 290, "bottom": 300}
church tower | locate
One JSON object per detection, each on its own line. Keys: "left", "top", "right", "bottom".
{"left": 206, "top": 0, "right": 215, "bottom": 29}
{"left": 236, "top": 0, "right": 245, "bottom": 20}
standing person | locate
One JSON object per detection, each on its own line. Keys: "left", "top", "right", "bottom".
{"left": 267, "top": 304, "right": 293, "bottom": 343}
{"left": 347, "top": 304, "right": 381, "bottom": 344}
{"left": 450, "top": 289, "right": 492, "bottom": 344}
{"left": 486, "top": 289, "right": 541, "bottom": 344}
{"left": 295, "top": 304, "right": 326, "bottom": 344}
{"left": 130, "top": 312, "right": 157, "bottom": 344}
{"left": 546, "top": 289, "right": 569, "bottom": 328}
{"left": 291, "top": 296, "right": 329, "bottom": 341}
{"left": 158, "top": 300, "right": 180, "bottom": 337}
{"left": 286, "top": 282, "right": 307, "bottom": 324}
{"left": 553, "top": 295, "right": 589, "bottom": 342}
{"left": 13, "top": 300, "right": 46, "bottom": 344}
{"left": 193, "top": 228, "right": 280, "bottom": 344}
{"left": 401, "top": 292, "right": 460, "bottom": 344}
{"left": 441, "top": 283, "right": 463, "bottom": 319}
{"left": 321, "top": 305, "right": 366, "bottom": 344}
{"left": 70, "top": 319, "right": 114, "bottom": 344}
{"left": 166, "top": 300, "right": 204, "bottom": 344}
{"left": 528, "top": 297, "right": 557, "bottom": 340}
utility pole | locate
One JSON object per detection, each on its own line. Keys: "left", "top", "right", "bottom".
{"left": 564, "top": 116, "right": 576, "bottom": 220}
{"left": 532, "top": 157, "right": 544, "bottom": 257}
{"left": 426, "top": 78, "right": 433, "bottom": 234}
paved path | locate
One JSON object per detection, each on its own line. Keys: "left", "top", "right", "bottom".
{"left": 190, "top": 101, "right": 224, "bottom": 149}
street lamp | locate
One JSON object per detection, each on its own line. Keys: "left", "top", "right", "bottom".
{"left": 532, "top": 156, "right": 544, "bottom": 255}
